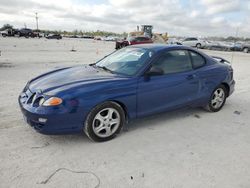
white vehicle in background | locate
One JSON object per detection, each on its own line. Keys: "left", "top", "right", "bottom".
{"left": 167, "top": 38, "right": 182, "bottom": 45}
{"left": 104, "top": 36, "right": 119, "bottom": 41}
{"left": 180, "top": 37, "right": 206, "bottom": 48}
{"left": 0, "top": 28, "right": 18, "bottom": 37}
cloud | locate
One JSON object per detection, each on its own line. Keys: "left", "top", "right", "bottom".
{"left": 0, "top": 0, "right": 249, "bottom": 37}
{"left": 201, "top": 0, "right": 243, "bottom": 14}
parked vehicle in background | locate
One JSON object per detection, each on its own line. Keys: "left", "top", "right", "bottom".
{"left": 217, "top": 42, "right": 232, "bottom": 51}
{"left": 81, "top": 35, "right": 94, "bottom": 39}
{"left": 33, "top": 30, "right": 43, "bottom": 38}
{"left": 94, "top": 36, "right": 102, "bottom": 40}
{"left": 115, "top": 36, "right": 153, "bottom": 49}
{"left": 229, "top": 42, "right": 243, "bottom": 51}
{"left": 204, "top": 41, "right": 228, "bottom": 51}
{"left": 18, "top": 28, "right": 34, "bottom": 38}
{"left": 104, "top": 36, "right": 119, "bottom": 41}
{"left": 68, "top": 35, "right": 79, "bottom": 38}
{"left": 46, "top": 34, "right": 62, "bottom": 40}
{"left": 180, "top": 37, "right": 205, "bottom": 48}
{"left": 167, "top": 38, "right": 182, "bottom": 45}
{"left": 1, "top": 28, "right": 19, "bottom": 37}
{"left": 204, "top": 41, "right": 243, "bottom": 52}
{"left": 204, "top": 41, "right": 219, "bottom": 49}
{"left": 241, "top": 43, "right": 250, "bottom": 53}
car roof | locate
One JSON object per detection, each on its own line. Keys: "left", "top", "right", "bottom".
{"left": 128, "top": 44, "right": 211, "bottom": 60}
{"left": 128, "top": 44, "right": 196, "bottom": 52}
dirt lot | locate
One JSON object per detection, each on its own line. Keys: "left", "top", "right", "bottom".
{"left": 0, "top": 37, "right": 250, "bottom": 188}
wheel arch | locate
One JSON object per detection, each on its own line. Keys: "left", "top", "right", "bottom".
{"left": 111, "top": 100, "right": 129, "bottom": 123}
{"left": 221, "top": 82, "right": 230, "bottom": 97}
{"left": 86, "top": 99, "right": 130, "bottom": 123}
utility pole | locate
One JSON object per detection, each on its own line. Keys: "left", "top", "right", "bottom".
{"left": 35, "top": 12, "right": 39, "bottom": 31}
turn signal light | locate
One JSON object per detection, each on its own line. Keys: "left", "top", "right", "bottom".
{"left": 43, "top": 97, "right": 63, "bottom": 106}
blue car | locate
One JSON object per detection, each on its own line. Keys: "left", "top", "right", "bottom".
{"left": 19, "top": 44, "right": 235, "bottom": 141}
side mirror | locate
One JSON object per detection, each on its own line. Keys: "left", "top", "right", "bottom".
{"left": 145, "top": 66, "right": 164, "bottom": 76}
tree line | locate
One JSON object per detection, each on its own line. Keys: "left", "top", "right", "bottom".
{"left": 1, "top": 23, "right": 249, "bottom": 41}
{"left": 0, "top": 24, "right": 126, "bottom": 37}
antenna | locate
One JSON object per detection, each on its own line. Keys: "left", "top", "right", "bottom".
{"left": 35, "top": 12, "right": 39, "bottom": 31}
{"left": 231, "top": 27, "right": 239, "bottom": 65}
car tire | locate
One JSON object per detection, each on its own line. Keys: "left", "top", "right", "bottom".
{"left": 196, "top": 43, "right": 201, "bottom": 48}
{"left": 2, "top": 34, "right": 7, "bottom": 37}
{"left": 84, "top": 101, "right": 125, "bottom": 142}
{"left": 243, "top": 47, "right": 249, "bottom": 53}
{"left": 204, "top": 85, "right": 227, "bottom": 112}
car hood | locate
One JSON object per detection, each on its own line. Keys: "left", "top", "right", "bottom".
{"left": 28, "top": 65, "right": 126, "bottom": 94}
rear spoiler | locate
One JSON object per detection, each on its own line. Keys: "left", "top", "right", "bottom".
{"left": 211, "top": 56, "right": 231, "bottom": 66}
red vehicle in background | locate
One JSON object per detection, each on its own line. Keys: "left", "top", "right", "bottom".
{"left": 115, "top": 36, "right": 153, "bottom": 49}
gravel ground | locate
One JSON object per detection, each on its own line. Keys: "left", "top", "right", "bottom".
{"left": 0, "top": 37, "right": 250, "bottom": 188}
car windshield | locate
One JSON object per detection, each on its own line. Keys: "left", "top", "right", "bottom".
{"left": 95, "top": 47, "right": 154, "bottom": 76}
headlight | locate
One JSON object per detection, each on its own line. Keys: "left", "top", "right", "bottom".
{"left": 38, "top": 97, "right": 45, "bottom": 106}
{"left": 43, "top": 97, "right": 63, "bottom": 106}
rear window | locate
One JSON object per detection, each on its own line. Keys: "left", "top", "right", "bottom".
{"left": 152, "top": 50, "right": 192, "bottom": 75}
{"left": 190, "top": 51, "right": 205, "bottom": 69}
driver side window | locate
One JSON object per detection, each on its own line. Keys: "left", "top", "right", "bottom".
{"left": 152, "top": 50, "right": 192, "bottom": 75}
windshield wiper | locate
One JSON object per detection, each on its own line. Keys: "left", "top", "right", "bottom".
{"left": 96, "top": 65, "right": 115, "bottom": 74}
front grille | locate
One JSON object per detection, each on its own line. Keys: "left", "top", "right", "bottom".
{"left": 27, "top": 93, "right": 36, "bottom": 104}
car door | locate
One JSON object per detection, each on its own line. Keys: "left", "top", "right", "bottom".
{"left": 137, "top": 50, "right": 200, "bottom": 117}
{"left": 182, "top": 38, "right": 192, "bottom": 46}
{"left": 190, "top": 38, "right": 198, "bottom": 47}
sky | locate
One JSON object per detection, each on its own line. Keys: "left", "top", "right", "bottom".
{"left": 0, "top": 0, "right": 250, "bottom": 37}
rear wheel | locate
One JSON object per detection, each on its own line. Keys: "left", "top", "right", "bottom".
{"left": 84, "top": 101, "right": 125, "bottom": 142}
{"left": 196, "top": 43, "right": 201, "bottom": 48}
{"left": 205, "top": 85, "right": 227, "bottom": 112}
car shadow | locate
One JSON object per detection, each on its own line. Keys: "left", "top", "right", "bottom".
{"left": 44, "top": 107, "right": 207, "bottom": 145}
{"left": 123, "top": 107, "right": 206, "bottom": 133}
{"left": 44, "top": 132, "right": 92, "bottom": 144}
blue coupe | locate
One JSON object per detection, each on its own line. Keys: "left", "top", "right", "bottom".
{"left": 19, "top": 44, "right": 235, "bottom": 141}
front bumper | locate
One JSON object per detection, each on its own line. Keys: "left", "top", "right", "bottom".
{"left": 18, "top": 89, "right": 86, "bottom": 135}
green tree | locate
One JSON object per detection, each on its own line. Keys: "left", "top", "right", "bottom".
{"left": 0, "top": 24, "right": 14, "bottom": 31}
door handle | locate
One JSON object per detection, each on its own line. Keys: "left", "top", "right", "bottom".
{"left": 186, "top": 74, "right": 195, "bottom": 80}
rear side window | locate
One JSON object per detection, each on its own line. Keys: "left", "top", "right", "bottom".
{"left": 152, "top": 50, "right": 192, "bottom": 75}
{"left": 190, "top": 51, "right": 206, "bottom": 69}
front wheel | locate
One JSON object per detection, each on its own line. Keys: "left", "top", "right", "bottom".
{"left": 243, "top": 47, "right": 249, "bottom": 53}
{"left": 84, "top": 102, "right": 125, "bottom": 142}
{"left": 205, "top": 85, "right": 227, "bottom": 112}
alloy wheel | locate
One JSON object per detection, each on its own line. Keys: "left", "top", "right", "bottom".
{"left": 211, "top": 88, "right": 225, "bottom": 109}
{"left": 92, "top": 108, "right": 121, "bottom": 138}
